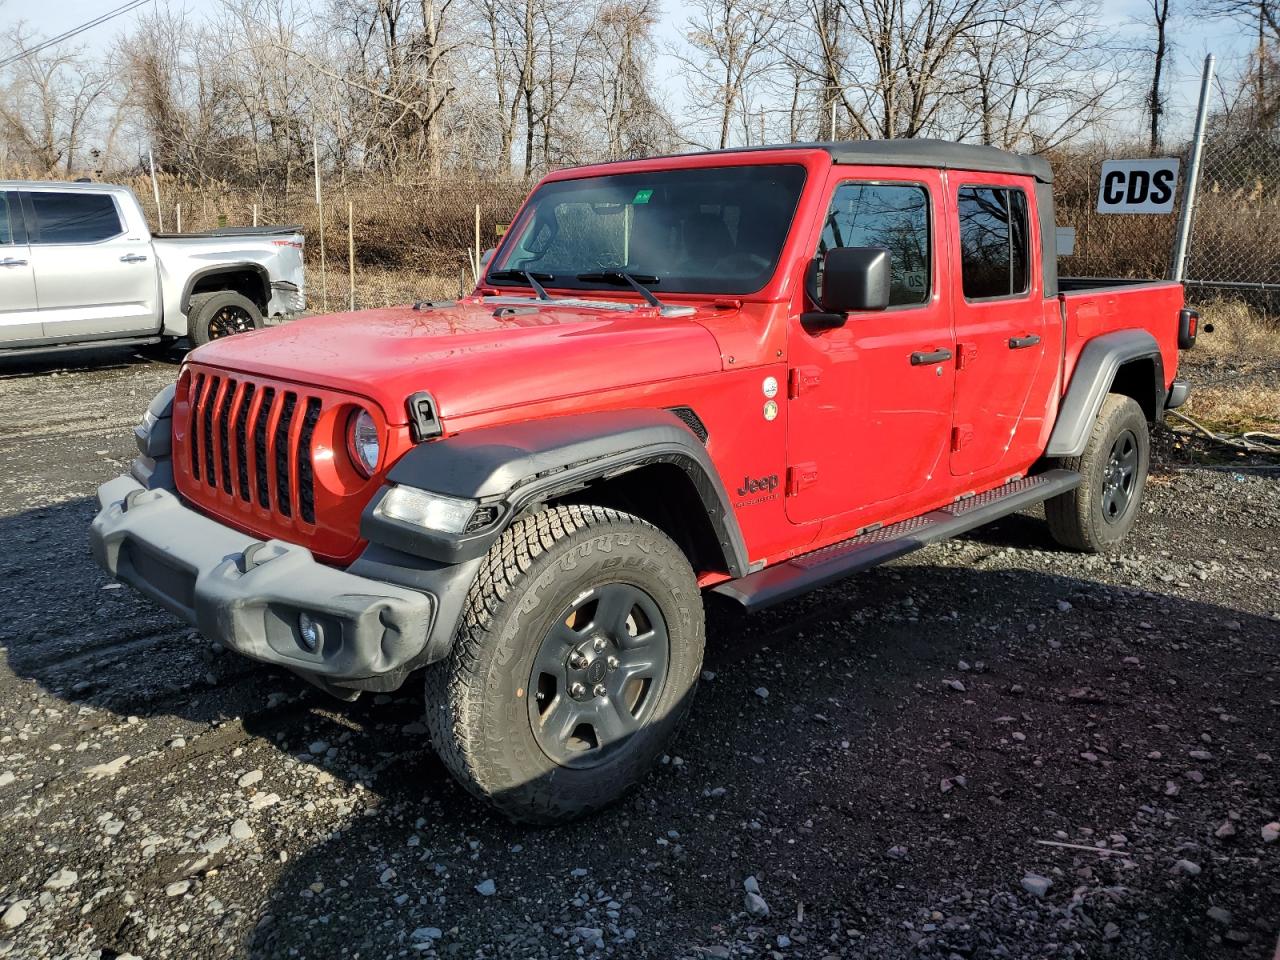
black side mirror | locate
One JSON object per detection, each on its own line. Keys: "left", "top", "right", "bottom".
{"left": 822, "top": 246, "right": 891, "bottom": 313}
{"left": 803, "top": 246, "right": 892, "bottom": 330}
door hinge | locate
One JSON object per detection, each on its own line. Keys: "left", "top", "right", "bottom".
{"left": 951, "top": 424, "right": 974, "bottom": 452}
{"left": 957, "top": 342, "right": 979, "bottom": 370}
{"left": 788, "top": 366, "right": 822, "bottom": 398}
{"left": 786, "top": 462, "right": 818, "bottom": 496}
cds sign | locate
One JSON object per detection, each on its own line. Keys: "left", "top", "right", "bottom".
{"left": 1096, "top": 158, "right": 1181, "bottom": 214}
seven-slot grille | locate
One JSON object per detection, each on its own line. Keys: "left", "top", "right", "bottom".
{"left": 186, "top": 372, "right": 322, "bottom": 525}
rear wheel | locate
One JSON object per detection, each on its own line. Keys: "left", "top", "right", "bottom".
{"left": 188, "top": 291, "right": 263, "bottom": 346}
{"left": 1046, "top": 393, "right": 1150, "bottom": 552}
{"left": 424, "top": 504, "right": 704, "bottom": 824}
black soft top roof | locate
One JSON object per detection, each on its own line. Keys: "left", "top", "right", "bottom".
{"left": 689, "top": 139, "right": 1054, "bottom": 185}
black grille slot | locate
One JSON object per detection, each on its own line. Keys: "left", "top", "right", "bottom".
{"left": 253, "top": 387, "right": 276, "bottom": 507}
{"left": 297, "top": 398, "right": 321, "bottom": 524}
{"left": 233, "top": 382, "right": 255, "bottom": 502}
{"left": 189, "top": 373, "right": 204, "bottom": 478}
{"left": 202, "top": 376, "right": 218, "bottom": 486}
{"left": 668, "top": 406, "right": 708, "bottom": 443}
{"left": 217, "top": 380, "right": 236, "bottom": 493}
{"left": 275, "top": 392, "right": 297, "bottom": 517}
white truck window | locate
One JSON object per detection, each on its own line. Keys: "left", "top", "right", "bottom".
{"left": 28, "top": 192, "right": 123, "bottom": 244}
{"left": 0, "top": 195, "right": 13, "bottom": 245}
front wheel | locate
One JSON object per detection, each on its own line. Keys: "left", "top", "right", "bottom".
{"left": 424, "top": 505, "right": 705, "bottom": 824}
{"left": 1046, "top": 393, "right": 1150, "bottom": 552}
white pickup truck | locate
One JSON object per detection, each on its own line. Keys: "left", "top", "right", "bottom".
{"left": 0, "top": 180, "right": 306, "bottom": 356}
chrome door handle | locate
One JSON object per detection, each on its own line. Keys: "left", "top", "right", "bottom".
{"left": 120, "top": 253, "right": 148, "bottom": 263}
{"left": 1008, "top": 334, "right": 1041, "bottom": 349}
{"left": 910, "top": 348, "right": 953, "bottom": 365}
{"left": 0, "top": 257, "right": 28, "bottom": 266}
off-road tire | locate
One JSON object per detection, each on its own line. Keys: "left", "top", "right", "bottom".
{"left": 1046, "top": 393, "right": 1150, "bottom": 553}
{"left": 187, "top": 291, "right": 263, "bottom": 346}
{"left": 424, "top": 504, "right": 705, "bottom": 824}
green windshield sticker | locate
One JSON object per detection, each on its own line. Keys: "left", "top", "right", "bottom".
{"left": 632, "top": 188, "right": 653, "bottom": 204}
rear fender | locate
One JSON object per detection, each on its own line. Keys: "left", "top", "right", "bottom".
{"left": 1047, "top": 329, "right": 1164, "bottom": 458}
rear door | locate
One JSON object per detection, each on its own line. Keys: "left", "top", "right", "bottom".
{"left": 947, "top": 178, "right": 1047, "bottom": 477}
{"left": 0, "top": 191, "right": 40, "bottom": 343}
{"left": 785, "top": 168, "right": 955, "bottom": 525}
{"left": 23, "top": 188, "right": 160, "bottom": 340}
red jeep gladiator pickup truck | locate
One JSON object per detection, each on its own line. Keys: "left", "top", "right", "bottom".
{"left": 92, "top": 140, "right": 1197, "bottom": 823}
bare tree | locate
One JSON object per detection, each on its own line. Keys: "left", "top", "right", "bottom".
{"left": 959, "top": 0, "right": 1130, "bottom": 151}
{"left": 1207, "top": 0, "right": 1280, "bottom": 126}
{"left": 674, "top": 0, "right": 782, "bottom": 148}
{"left": 1146, "top": 0, "right": 1172, "bottom": 153}
{"left": 0, "top": 25, "right": 111, "bottom": 173}
{"left": 574, "top": 0, "right": 676, "bottom": 161}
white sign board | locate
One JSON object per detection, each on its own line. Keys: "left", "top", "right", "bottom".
{"left": 1096, "top": 158, "right": 1180, "bottom": 214}
{"left": 1055, "top": 226, "right": 1076, "bottom": 257}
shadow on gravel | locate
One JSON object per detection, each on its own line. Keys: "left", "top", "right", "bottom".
{"left": 2, "top": 495, "right": 1278, "bottom": 959}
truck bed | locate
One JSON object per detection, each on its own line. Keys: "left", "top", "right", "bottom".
{"left": 1058, "top": 277, "right": 1184, "bottom": 398}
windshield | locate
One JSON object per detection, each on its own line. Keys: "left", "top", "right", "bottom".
{"left": 490, "top": 164, "right": 807, "bottom": 296}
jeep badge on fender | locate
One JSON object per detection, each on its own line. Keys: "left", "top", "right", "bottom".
{"left": 91, "top": 139, "right": 1191, "bottom": 824}
{"left": 737, "top": 474, "right": 779, "bottom": 496}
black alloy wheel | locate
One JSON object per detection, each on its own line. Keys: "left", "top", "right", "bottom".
{"left": 207, "top": 304, "right": 257, "bottom": 339}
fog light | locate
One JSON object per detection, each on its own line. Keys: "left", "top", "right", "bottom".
{"left": 298, "top": 612, "right": 321, "bottom": 651}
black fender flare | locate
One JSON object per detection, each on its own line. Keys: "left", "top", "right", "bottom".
{"left": 1046, "top": 329, "right": 1164, "bottom": 458}
{"left": 360, "top": 408, "right": 750, "bottom": 577}
{"left": 180, "top": 263, "right": 271, "bottom": 316}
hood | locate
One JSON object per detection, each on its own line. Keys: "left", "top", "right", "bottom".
{"left": 189, "top": 298, "right": 725, "bottom": 423}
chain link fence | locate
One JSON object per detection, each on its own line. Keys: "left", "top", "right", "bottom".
{"left": 1181, "top": 127, "right": 1280, "bottom": 297}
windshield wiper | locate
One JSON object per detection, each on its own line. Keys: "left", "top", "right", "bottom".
{"left": 575, "top": 271, "right": 664, "bottom": 309}
{"left": 487, "top": 268, "right": 554, "bottom": 300}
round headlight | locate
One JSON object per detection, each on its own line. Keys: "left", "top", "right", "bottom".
{"left": 347, "top": 408, "right": 380, "bottom": 477}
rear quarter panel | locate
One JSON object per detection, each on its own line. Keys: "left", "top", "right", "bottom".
{"left": 154, "top": 233, "right": 306, "bottom": 336}
{"left": 1060, "top": 281, "right": 1184, "bottom": 392}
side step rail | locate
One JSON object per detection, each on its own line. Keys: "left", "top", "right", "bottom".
{"left": 0, "top": 335, "right": 162, "bottom": 360}
{"left": 712, "top": 469, "right": 1081, "bottom": 611}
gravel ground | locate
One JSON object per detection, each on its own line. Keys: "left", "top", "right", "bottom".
{"left": 0, "top": 348, "right": 1277, "bottom": 960}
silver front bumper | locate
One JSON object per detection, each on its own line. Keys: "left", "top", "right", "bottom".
{"left": 90, "top": 475, "right": 434, "bottom": 683}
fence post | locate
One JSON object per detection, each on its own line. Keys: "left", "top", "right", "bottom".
{"left": 348, "top": 200, "right": 356, "bottom": 312}
{"left": 474, "top": 203, "right": 481, "bottom": 283}
{"left": 148, "top": 150, "right": 164, "bottom": 232}
{"left": 313, "top": 129, "right": 327, "bottom": 312}
{"left": 1171, "top": 54, "right": 1215, "bottom": 282}
{"left": 252, "top": 203, "right": 259, "bottom": 227}
{"left": 176, "top": 203, "right": 182, "bottom": 233}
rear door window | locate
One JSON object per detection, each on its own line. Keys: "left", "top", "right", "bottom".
{"left": 27, "top": 191, "right": 123, "bottom": 244}
{"left": 0, "top": 193, "right": 15, "bottom": 245}
{"left": 957, "top": 186, "right": 1029, "bottom": 299}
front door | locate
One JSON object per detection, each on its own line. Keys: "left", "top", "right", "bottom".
{"left": 786, "top": 169, "right": 955, "bottom": 526}
{"left": 947, "top": 179, "right": 1047, "bottom": 477}
{"left": 0, "top": 191, "right": 40, "bottom": 344}
{"left": 23, "top": 189, "right": 159, "bottom": 340}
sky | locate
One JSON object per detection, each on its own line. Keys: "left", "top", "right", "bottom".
{"left": 0, "top": 0, "right": 1257, "bottom": 145}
